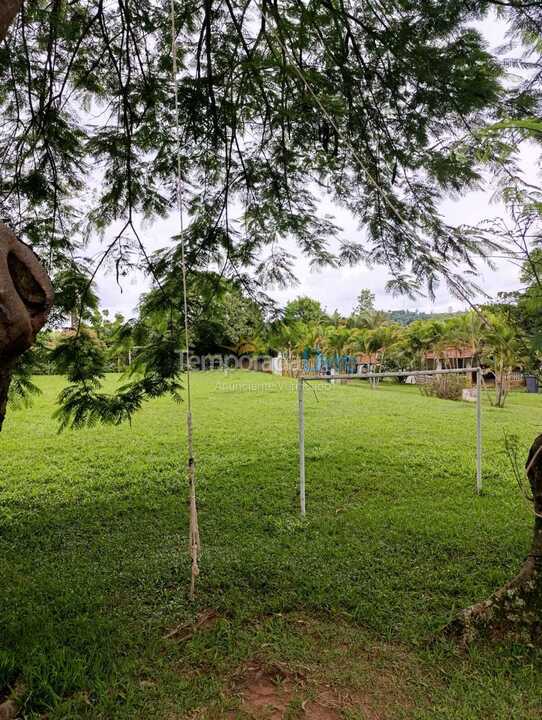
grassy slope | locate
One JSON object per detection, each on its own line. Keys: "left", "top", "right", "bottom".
{"left": 1, "top": 371, "right": 542, "bottom": 718}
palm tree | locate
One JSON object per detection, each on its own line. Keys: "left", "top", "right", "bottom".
{"left": 344, "top": 328, "right": 373, "bottom": 360}
{"left": 439, "top": 313, "right": 485, "bottom": 369}
{"left": 404, "top": 320, "right": 445, "bottom": 369}
{"left": 350, "top": 308, "right": 391, "bottom": 330}
{"left": 269, "top": 320, "right": 305, "bottom": 356}
{"left": 320, "top": 326, "right": 352, "bottom": 369}
{"left": 297, "top": 324, "right": 325, "bottom": 356}
{"left": 344, "top": 326, "right": 400, "bottom": 379}
{"left": 482, "top": 314, "right": 525, "bottom": 408}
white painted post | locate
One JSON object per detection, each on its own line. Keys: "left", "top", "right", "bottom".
{"left": 476, "top": 368, "right": 482, "bottom": 494}
{"left": 298, "top": 378, "right": 306, "bottom": 516}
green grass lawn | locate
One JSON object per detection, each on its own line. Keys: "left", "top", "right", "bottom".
{"left": 1, "top": 371, "right": 542, "bottom": 719}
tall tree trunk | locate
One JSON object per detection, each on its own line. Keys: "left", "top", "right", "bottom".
{"left": 0, "top": 0, "right": 23, "bottom": 42}
{"left": 0, "top": 224, "right": 54, "bottom": 431}
{"left": 495, "top": 375, "right": 504, "bottom": 407}
{"left": 445, "top": 434, "right": 542, "bottom": 646}
{"left": 494, "top": 369, "right": 509, "bottom": 408}
{"left": 0, "top": 363, "right": 14, "bottom": 431}
{"left": 0, "top": 1, "right": 25, "bottom": 431}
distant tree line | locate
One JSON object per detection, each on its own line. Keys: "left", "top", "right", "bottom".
{"left": 24, "top": 246, "right": 541, "bottom": 414}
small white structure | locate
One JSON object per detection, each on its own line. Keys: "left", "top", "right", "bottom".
{"left": 271, "top": 354, "right": 283, "bottom": 375}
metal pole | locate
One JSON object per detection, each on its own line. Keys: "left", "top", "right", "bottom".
{"left": 298, "top": 378, "right": 306, "bottom": 516}
{"left": 476, "top": 368, "right": 482, "bottom": 494}
{"left": 299, "top": 368, "right": 485, "bottom": 382}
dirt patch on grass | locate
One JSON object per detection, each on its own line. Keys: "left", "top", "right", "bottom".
{"left": 231, "top": 662, "right": 342, "bottom": 720}
{"left": 173, "top": 614, "right": 434, "bottom": 719}
{"left": 0, "top": 681, "right": 25, "bottom": 720}
{"left": 229, "top": 655, "right": 415, "bottom": 719}
{"left": 0, "top": 699, "right": 17, "bottom": 720}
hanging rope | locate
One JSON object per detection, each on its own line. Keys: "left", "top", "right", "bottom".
{"left": 170, "top": 0, "right": 200, "bottom": 599}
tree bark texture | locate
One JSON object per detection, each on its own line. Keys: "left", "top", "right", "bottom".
{"left": 0, "top": 223, "right": 54, "bottom": 430}
{"left": 0, "top": 0, "right": 23, "bottom": 42}
{"left": 445, "top": 434, "right": 542, "bottom": 645}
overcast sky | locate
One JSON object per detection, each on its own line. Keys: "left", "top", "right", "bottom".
{"left": 93, "top": 12, "right": 537, "bottom": 320}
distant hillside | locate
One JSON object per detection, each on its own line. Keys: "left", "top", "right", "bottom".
{"left": 385, "top": 309, "right": 465, "bottom": 326}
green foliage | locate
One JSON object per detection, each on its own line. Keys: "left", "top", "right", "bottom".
{"left": 491, "top": 119, "right": 542, "bottom": 135}
{"left": 8, "top": 349, "right": 42, "bottom": 409}
{"left": 283, "top": 297, "right": 327, "bottom": 326}
{"left": 2, "top": 0, "right": 504, "bottom": 281}
{"left": 267, "top": 319, "right": 312, "bottom": 357}
{"left": 319, "top": 325, "right": 352, "bottom": 357}
{"left": 0, "top": 4, "right": 513, "bottom": 357}
{"left": 48, "top": 327, "right": 182, "bottom": 429}
{"left": 50, "top": 264, "right": 100, "bottom": 328}
{"left": 49, "top": 328, "right": 107, "bottom": 385}
{"left": 386, "top": 309, "right": 460, "bottom": 326}
{"left": 270, "top": 301, "right": 534, "bottom": 400}
{"left": 489, "top": 247, "right": 542, "bottom": 379}
{"left": 54, "top": 373, "right": 182, "bottom": 431}
{"left": 354, "top": 289, "right": 376, "bottom": 315}
{"left": 115, "top": 259, "right": 269, "bottom": 361}
{"left": 420, "top": 374, "right": 467, "bottom": 401}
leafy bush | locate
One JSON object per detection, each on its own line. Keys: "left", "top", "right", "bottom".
{"left": 419, "top": 374, "right": 467, "bottom": 401}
